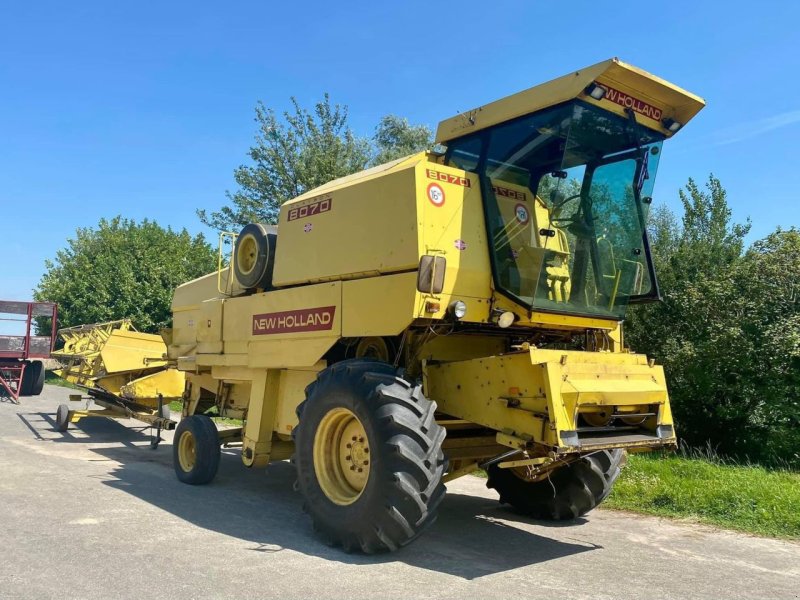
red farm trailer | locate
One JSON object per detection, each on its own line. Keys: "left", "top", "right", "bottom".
{"left": 0, "top": 300, "right": 57, "bottom": 402}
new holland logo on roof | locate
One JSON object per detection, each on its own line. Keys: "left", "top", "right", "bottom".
{"left": 597, "top": 83, "right": 663, "bottom": 121}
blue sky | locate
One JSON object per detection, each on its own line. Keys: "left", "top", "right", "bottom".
{"left": 2, "top": 1, "right": 799, "bottom": 301}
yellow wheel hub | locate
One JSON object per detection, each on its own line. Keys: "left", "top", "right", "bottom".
{"left": 236, "top": 234, "right": 258, "bottom": 276}
{"left": 177, "top": 430, "right": 197, "bottom": 472}
{"left": 313, "top": 407, "right": 371, "bottom": 505}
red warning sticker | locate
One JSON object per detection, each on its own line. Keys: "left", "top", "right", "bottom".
{"left": 514, "top": 203, "right": 530, "bottom": 224}
{"left": 427, "top": 183, "right": 445, "bottom": 207}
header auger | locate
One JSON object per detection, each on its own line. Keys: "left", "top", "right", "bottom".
{"left": 61, "top": 58, "right": 705, "bottom": 553}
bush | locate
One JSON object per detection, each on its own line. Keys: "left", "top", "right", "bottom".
{"left": 626, "top": 176, "right": 800, "bottom": 468}
{"left": 35, "top": 217, "right": 217, "bottom": 333}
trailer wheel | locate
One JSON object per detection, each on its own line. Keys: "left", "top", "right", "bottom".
{"left": 294, "top": 359, "right": 447, "bottom": 553}
{"left": 486, "top": 449, "right": 624, "bottom": 520}
{"left": 173, "top": 415, "right": 221, "bottom": 485}
{"left": 55, "top": 404, "right": 70, "bottom": 432}
{"left": 21, "top": 361, "right": 45, "bottom": 396}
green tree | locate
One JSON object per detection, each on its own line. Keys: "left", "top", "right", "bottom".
{"left": 373, "top": 115, "right": 432, "bottom": 164}
{"left": 735, "top": 229, "right": 800, "bottom": 464}
{"left": 627, "top": 175, "right": 800, "bottom": 467}
{"left": 676, "top": 176, "right": 750, "bottom": 280}
{"left": 35, "top": 217, "right": 216, "bottom": 333}
{"left": 198, "top": 96, "right": 433, "bottom": 231}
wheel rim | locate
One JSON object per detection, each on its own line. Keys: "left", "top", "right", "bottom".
{"left": 582, "top": 409, "right": 613, "bottom": 427}
{"left": 355, "top": 337, "right": 389, "bottom": 362}
{"left": 313, "top": 407, "right": 371, "bottom": 506}
{"left": 177, "top": 430, "right": 197, "bottom": 472}
{"left": 236, "top": 234, "right": 258, "bottom": 276}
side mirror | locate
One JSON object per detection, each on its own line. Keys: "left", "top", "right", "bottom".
{"left": 417, "top": 255, "right": 446, "bottom": 294}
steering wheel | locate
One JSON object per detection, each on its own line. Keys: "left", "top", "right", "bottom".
{"left": 549, "top": 193, "right": 582, "bottom": 224}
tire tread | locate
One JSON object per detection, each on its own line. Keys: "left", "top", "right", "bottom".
{"left": 487, "top": 449, "right": 624, "bottom": 520}
{"left": 294, "top": 358, "right": 447, "bottom": 553}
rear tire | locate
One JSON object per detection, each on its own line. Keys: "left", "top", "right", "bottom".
{"left": 486, "top": 449, "right": 624, "bottom": 520}
{"left": 173, "top": 415, "right": 221, "bottom": 485}
{"left": 20, "top": 361, "right": 44, "bottom": 396}
{"left": 294, "top": 359, "right": 447, "bottom": 553}
{"left": 26, "top": 361, "right": 45, "bottom": 396}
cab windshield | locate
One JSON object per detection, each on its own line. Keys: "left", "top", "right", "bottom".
{"left": 446, "top": 101, "right": 664, "bottom": 320}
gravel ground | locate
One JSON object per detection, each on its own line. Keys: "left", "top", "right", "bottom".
{"left": 1, "top": 385, "right": 798, "bottom": 599}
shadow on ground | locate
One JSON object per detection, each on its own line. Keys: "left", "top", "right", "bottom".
{"left": 18, "top": 411, "right": 157, "bottom": 447}
{"left": 29, "top": 406, "right": 600, "bottom": 579}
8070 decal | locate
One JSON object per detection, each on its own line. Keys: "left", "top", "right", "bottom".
{"left": 426, "top": 169, "right": 471, "bottom": 188}
{"left": 287, "top": 195, "right": 333, "bottom": 222}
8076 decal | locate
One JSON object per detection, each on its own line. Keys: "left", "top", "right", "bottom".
{"left": 287, "top": 195, "right": 333, "bottom": 222}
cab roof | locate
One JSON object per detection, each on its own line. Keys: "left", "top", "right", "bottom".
{"left": 435, "top": 58, "right": 705, "bottom": 144}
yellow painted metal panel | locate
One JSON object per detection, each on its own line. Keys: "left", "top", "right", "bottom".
{"left": 100, "top": 330, "right": 167, "bottom": 373}
{"left": 426, "top": 347, "right": 674, "bottom": 452}
{"left": 171, "top": 269, "right": 229, "bottom": 309}
{"left": 242, "top": 369, "right": 282, "bottom": 467}
{"left": 171, "top": 270, "right": 241, "bottom": 359}
{"left": 247, "top": 338, "right": 337, "bottom": 369}
{"left": 194, "top": 353, "right": 247, "bottom": 367}
{"left": 119, "top": 368, "right": 185, "bottom": 400}
{"left": 274, "top": 365, "right": 324, "bottom": 435}
{"left": 417, "top": 163, "right": 492, "bottom": 299}
{"left": 408, "top": 161, "right": 494, "bottom": 323}
{"left": 529, "top": 347, "right": 646, "bottom": 365}
{"left": 342, "top": 272, "right": 418, "bottom": 337}
{"left": 197, "top": 299, "right": 224, "bottom": 354}
{"left": 284, "top": 154, "right": 422, "bottom": 204}
{"left": 561, "top": 376, "right": 666, "bottom": 405}
{"left": 176, "top": 282, "right": 344, "bottom": 370}
{"left": 272, "top": 165, "right": 421, "bottom": 287}
{"left": 426, "top": 353, "right": 551, "bottom": 443}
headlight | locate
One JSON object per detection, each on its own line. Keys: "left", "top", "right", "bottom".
{"left": 497, "top": 311, "right": 516, "bottom": 328}
{"left": 491, "top": 308, "right": 517, "bottom": 328}
{"left": 449, "top": 300, "right": 467, "bottom": 320}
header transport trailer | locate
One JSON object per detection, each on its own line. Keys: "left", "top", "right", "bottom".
{"left": 0, "top": 300, "right": 57, "bottom": 401}
{"left": 53, "top": 58, "right": 702, "bottom": 553}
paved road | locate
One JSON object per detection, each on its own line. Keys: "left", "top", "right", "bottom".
{"left": 1, "top": 385, "right": 798, "bottom": 599}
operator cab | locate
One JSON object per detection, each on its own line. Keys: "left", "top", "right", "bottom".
{"left": 436, "top": 58, "right": 704, "bottom": 322}
{"left": 445, "top": 100, "right": 663, "bottom": 320}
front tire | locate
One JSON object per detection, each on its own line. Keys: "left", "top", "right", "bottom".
{"left": 486, "top": 449, "right": 624, "bottom": 520}
{"left": 173, "top": 415, "right": 221, "bottom": 485}
{"left": 294, "top": 359, "right": 447, "bottom": 553}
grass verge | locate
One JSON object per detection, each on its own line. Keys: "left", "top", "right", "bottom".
{"left": 45, "top": 371, "right": 81, "bottom": 390}
{"left": 606, "top": 453, "right": 800, "bottom": 539}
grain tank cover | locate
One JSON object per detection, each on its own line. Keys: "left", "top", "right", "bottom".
{"left": 435, "top": 58, "right": 705, "bottom": 143}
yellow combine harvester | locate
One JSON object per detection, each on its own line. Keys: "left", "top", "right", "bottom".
{"left": 168, "top": 58, "right": 701, "bottom": 552}
{"left": 52, "top": 320, "right": 184, "bottom": 435}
